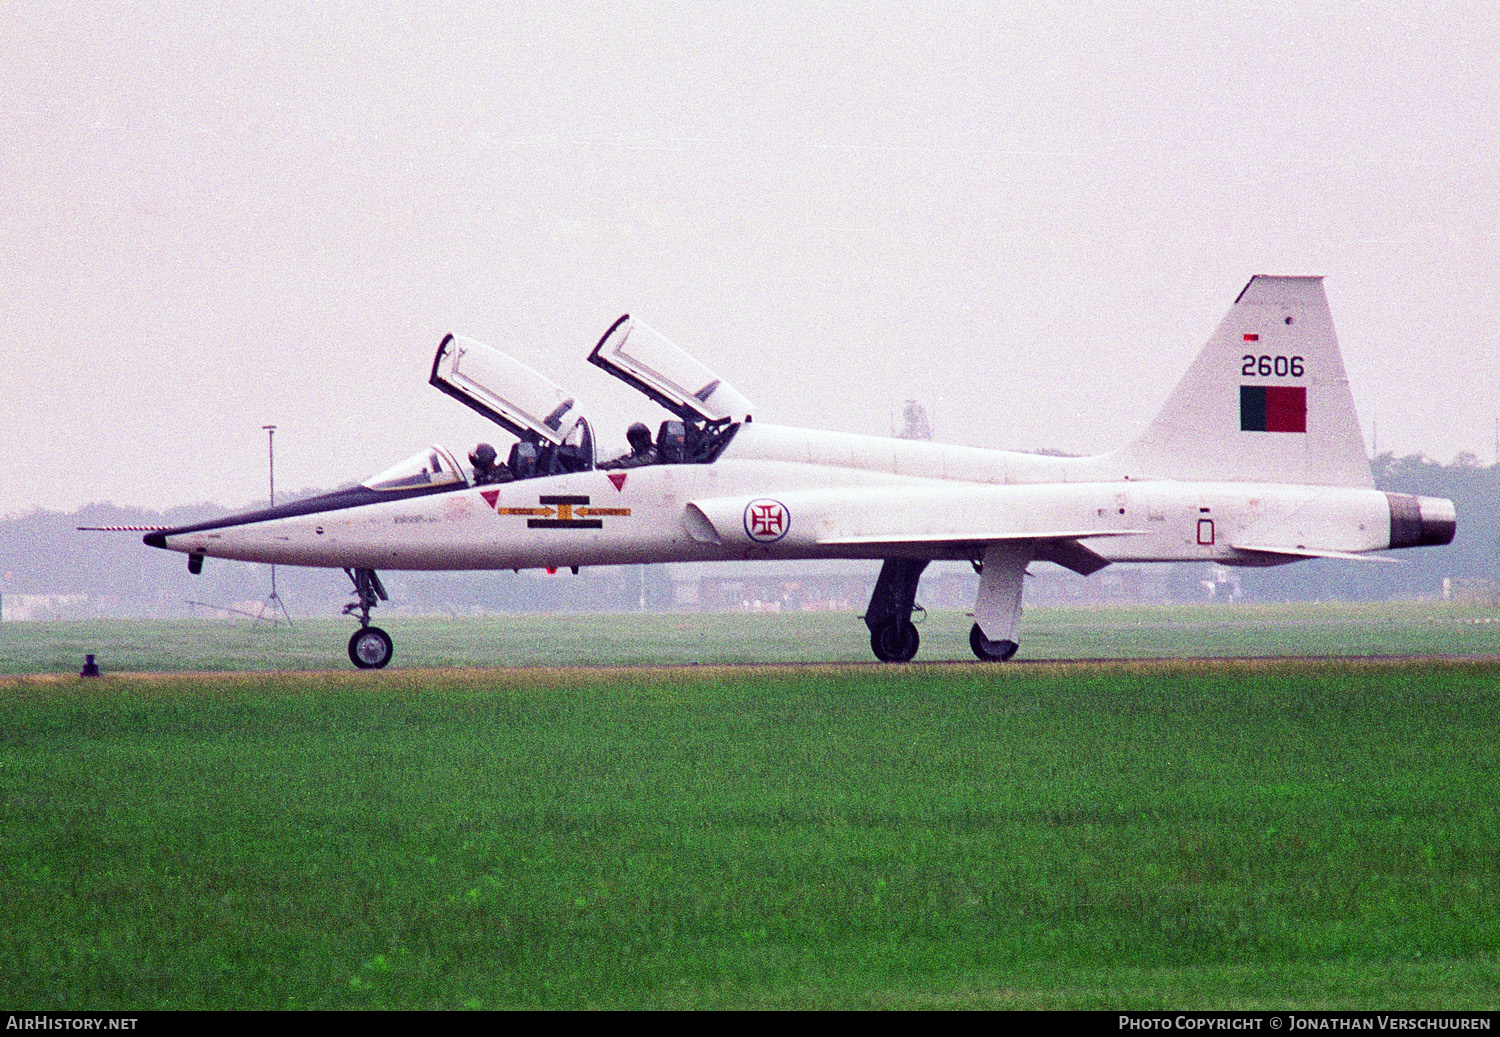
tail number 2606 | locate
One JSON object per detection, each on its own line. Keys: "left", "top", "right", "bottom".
{"left": 1242, "top": 355, "right": 1304, "bottom": 378}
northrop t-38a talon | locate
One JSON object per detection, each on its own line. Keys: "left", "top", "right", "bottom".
{"left": 144, "top": 276, "right": 1455, "bottom": 668}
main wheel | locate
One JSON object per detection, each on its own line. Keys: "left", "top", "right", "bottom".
{"left": 348, "top": 626, "right": 394, "bottom": 669}
{"left": 870, "top": 619, "right": 920, "bottom": 663}
{"left": 969, "top": 623, "right": 1018, "bottom": 662}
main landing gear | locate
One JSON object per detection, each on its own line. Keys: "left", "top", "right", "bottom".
{"left": 864, "top": 559, "right": 928, "bottom": 663}
{"left": 969, "top": 623, "right": 1019, "bottom": 662}
{"left": 968, "top": 545, "right": 1030, "bottom": 663}
{"left": 343, "top": 567, "right": 392, "bottom": 669}
{"left": 862, "top": 551, "right": 1031, "bottom": 664}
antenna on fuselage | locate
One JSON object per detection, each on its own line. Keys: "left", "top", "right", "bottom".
{"left": 255, "top": 424, "right": 294, "bottom": 629}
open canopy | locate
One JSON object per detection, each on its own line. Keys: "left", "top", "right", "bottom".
{"left": 587, "top": 315, "right": 753, "bottom": 424}
{"left": 430, "top": 334, "right": 581, "bottom": 446}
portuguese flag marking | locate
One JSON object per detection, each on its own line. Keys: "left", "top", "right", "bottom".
{"left": 1240, "top": 385, "right": 1306, "bottom": 433}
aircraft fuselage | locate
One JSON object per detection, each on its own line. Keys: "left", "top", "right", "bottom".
{"left": 149, "top": 422, "right": 1450, "bottom": 572}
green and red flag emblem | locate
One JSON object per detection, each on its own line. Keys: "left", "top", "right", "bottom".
{"left": 1240, "top": 385, "right": 1306, "bottom": 433}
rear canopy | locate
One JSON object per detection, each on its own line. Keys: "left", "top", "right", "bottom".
{"left": 587, "top": 315, "right": 753, "bottom": 423}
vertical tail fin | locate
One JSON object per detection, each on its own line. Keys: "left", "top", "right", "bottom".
{"left": 1113, "top": 275, "right": 1372, "bottom": 488}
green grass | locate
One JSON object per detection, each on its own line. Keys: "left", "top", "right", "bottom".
{"left": 3, "top": 600, "right": 1499, "bottom": 675}
{"left": 2, "top": 660, "right": 1498, "bottom": 1008}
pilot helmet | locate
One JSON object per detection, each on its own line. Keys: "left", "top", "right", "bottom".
{"left": 469, "top": 443, "right": 497, "bottom": 468}
{"left": 626, "top": 422, "right": 652, "bottom": 452}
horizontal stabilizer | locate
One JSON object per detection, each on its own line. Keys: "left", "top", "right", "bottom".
{"left": 817, "top": 529, "right": 1141, "bottom": 546}
{"left": 1230, "top": 543, "right": 1400, "bottom": 564}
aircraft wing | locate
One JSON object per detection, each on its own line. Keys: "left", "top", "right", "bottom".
{"left": 817, "top": 533, "right": 1123, "bottom": 576}
{"left": 814, "top": 531, "right": 1132, "bottom": 576}
{"left": 683, "top": 484, "right": 1148, "bottom": 575}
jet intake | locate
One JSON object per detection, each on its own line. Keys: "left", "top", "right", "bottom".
{"left": 1386, "top": 493, "right": 1456, "bottom": 549}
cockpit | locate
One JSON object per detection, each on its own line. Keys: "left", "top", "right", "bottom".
{"left": 362, "top": 445, "right": 468, "bottom": 492}
{"left": 503, "top": 415, "right": 594, "bottom": 480}
{"left": 419, "top": 317, "right": 752, "bottom": 485}
{"left": 586, "top": 315, "right": 749, "bottom": 465}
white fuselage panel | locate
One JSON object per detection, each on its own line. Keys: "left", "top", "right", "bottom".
{"left": 160, "top": 424, "right": 1394, "bottom": 572}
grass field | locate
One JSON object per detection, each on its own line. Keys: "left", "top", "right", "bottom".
{"left": 3, "top": 600, "right": 1500, "bottom": 675}
{"left": 2, "top": 655, "right": 1498, "bottom": 1008}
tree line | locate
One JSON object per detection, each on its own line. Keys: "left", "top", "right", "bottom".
{"left": 1238, "top": 453, "right": 1498, "bottom": 603}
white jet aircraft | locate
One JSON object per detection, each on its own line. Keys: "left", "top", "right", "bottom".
{"left": 145, "top": 276, "right": 1455, "bottom": 668}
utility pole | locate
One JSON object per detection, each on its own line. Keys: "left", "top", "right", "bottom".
{"left": 265, "top": 424, "right": 276, "bottom": 507}
{"left": 257, "top": 425, "right": 293, "bottom": 628}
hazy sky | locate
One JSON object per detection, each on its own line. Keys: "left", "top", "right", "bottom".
{"left": 4, "top": 1, "right": 1497, "bottom": 515}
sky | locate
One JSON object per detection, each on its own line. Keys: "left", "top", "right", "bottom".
{"left": 3, "top": 1, "right": 1497, "bottom": 515}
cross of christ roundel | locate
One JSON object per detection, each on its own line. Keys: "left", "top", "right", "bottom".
{"left": 743, "top": 498, "right": 790, "bottom": 543}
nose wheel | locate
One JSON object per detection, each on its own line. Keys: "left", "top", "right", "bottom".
{"left": 342, "top": 567, "right": 393, "bottom": 669}
{"left": 348, "top": 626, "right": 393, "bottom": 669}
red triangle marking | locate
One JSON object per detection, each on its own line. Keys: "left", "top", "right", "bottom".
{"left": 607, "top": 472, "right": 627, "bottom": 492}
{"left": 480, "top": 489, "right": 501, "bottom": 508}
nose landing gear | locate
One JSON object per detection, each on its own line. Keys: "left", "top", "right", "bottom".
{"left": 349, "top": 626, "right": 394, "bottom": 669}
{"left": 342, "top": 567, "right": 393, "bottom": 669}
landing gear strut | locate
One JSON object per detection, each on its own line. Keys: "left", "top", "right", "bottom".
{"left": 864, "top": 559, "right": 928, "bottom": 663}
{"left": 343, "top": 567, "right": 392, "bottom": 669}
{"left": 970, "top": 545, "right": 1029, "bottom": 663}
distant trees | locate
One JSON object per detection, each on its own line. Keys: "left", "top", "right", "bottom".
{"left": 1238, "top": 453, "right": 1500, "bottom": 603}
